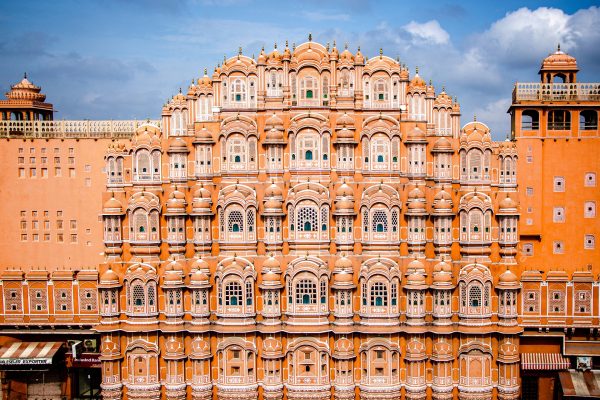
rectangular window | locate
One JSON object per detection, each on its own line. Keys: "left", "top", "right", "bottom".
{"left": 54, "top": 157, "right": 60, "bottom": 164}
{"left": 526, "top": 218, "right": 533, "bottom": 225}
{"left": 54, "top": 147, "right": 59, "bottom": 154}
{"left": 585, "top": 172, "right": 596, "bottom": 187}
{"left": 41, "top": 148, "right": 46, "bottom": 154}
{"left": 30, "top": 148, "right": 35, "bottom": 154}
{"left": 44, "top": 233, "right": 50, "bottom": 241}
{"left": 85, "top": 164, "right": 91, "bottom": 172}
{"left": 553, "top": 241, "right": 564, "bottom": 254}
{"left": 21, "top": 234, "right": 27, "bottom": 241}
{"left": 44, "top": 220, "right": 50, "bottom": 229}
{"left": 30, "top": 157, "right": 35, "bottom": 163}
{"left": 585, "top": 202, "right": 596, "bottom": 218}
{"left": 553, "top": 176, "right": 565, "bottom": 192}
{"left": 523, "top": 243, "right": 534, "bottom": 256}
{"left": 18, "top": 168, "right": 25, "bottom": 178}
{"left": 20, "top": 210, "right": 26, "bottom": 217}
{"left": 69, "top": 147, "right": 74, "bottom": 155}
{"left": 70, "top": 234, "right": 77, "bottom": 243}
{"left": 70, "top": 220, "right": 77, "bottom": 229}
{"left": 57, "top": 233, "right": 63, "bottom": 243}
{"left": 553, "top": 207, "right": 565, "bottom": 223}
{"left": 69, "top": 168, "right": 75, "bottom": 177}
{"left": 526, "top": 187, "right": 533, "bottom": 196}
{"left": 18, "top": 157, "right": 24, "bottom": 164}
{"left": 68, "top": 157, "right": 74, "bottom": 165}
{"left": 55, "top": 167, "right": 61, "bottom": 176}
{"left": 41, "top": 168, "right": 48, "bottom": 178}
{"left": 41, "top": 157, "right": 47, "bottom": 164}
{"left": 20, "top": 220, "right": 26, "bottom": 230}
{"left": 32, "top": 234, "right": 39, "bottom": 242}
{"left": 30, "top": 168, "right": 36, "bottom": 178}
{"left": 32, "top": 220, "right": 38, "bottom": 230}
{"left": 85, "top": 178, "right": 91, "bottom": 187}
{"left": 585, "top": 235, "right": 595, "bottom": 250}
{"left": 57, "top": 220, "right": 63, "bottom": 229}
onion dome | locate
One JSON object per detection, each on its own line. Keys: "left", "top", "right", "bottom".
{"left": 407, "top": 186, "right": 426, "bottom": 213}
{"left": 264, "top": 113, "right": 285, "bottom": 144}
{"left": 497, "top": 268, "right": 518, "bottom": 289}
{"left": 166, "top": 189, "right": 187, "bottom": 214}
{"left": 102, "top": 197, "right": 124, "bottom": 215}
{"left": 163, "top": 270, "right": 184, "bottom": 286}
{"left": 335, "top": 255, "right": 353, "bottom": 270}
{"left": 334, "top": 189, "right": 356, "bottom": 216}
{"left": 263, "top": 183, "right": 284, "bottom": 216}
{"left": 6, "top": 74, "right": 47, "bottom": 102}
{"left": 267, "top": 46, "right": 282, "bottom": 62}
{"left": 336, "top": 182, "right": 354, "bottom": 198}
{"left": 190, "top": 257, "right": 209, "bottom": 272}
{"left": 260, "top": 265, "right": 283, "bottom": 289}
{"left": 432, "top": 189, "right": 453, "bottom": 213}
{"left": 191, "top": 186, "right": 212, "bottom": 215}
{"left": 405, "top": 271, "right": 427, "bottom": 290}
{"left": 540, "top": 44, "right": 578, "bottom": 72}
{"left": 168, "top": 137, "right": 189, "bottom": 153}
{"left": 354, "top": 47, "right": 364, "bottom": 64}
{"left": 333, "top": 338, "right": 355, "bottom": 360}
{"left": 405, "top": 126, "right": 427, "bottom": 143}
{"left": 189, "top": 269, "right": 210, "bottom": 289}
{"left": 194, "top": 126, "right": 215, "bottom": 144}
{"left": 498, "top": 194, "right": 519, "bottom": 215}
{"left": 263, "top": 255, "right": 281, "bottom": 271}
{"left": 432, "top": 137, "right": 453, "bottom": 152}
{"left": 99, "top": 267, "right": 121, "bottom": 288}
{"left": 264, "top": 198, "right": 283, "bottom": 213}
{"left": 400, "top": 67, "right": 409, "bottom": 80}
{"left": 282, "top": 41, "right": 291, "bottom": 60}
{"left": 407, "top": 258, "right": 425, "bottom": 274}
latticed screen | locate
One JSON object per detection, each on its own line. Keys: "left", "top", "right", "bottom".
{"left": 228, "top": 210, "right": 244, "bottom": 232}
{"left": 469, "top": 286, "right": 482, "bottom": 308}
{"left": 370, "top": 282, "right": 388, "bottom": 306}
{"left": 132, "top": 284, "right": 145, "bottom": 306}
{"left": 225, "top": 282, "right": 242, "bottom": 306}
{"left": 372, "top": 210, "right": 388, "bottom": 232}
{"left": 296, "top": 279, "right": 317, "bottom": 304}
{"left": 79, "top": 288, "right": 97, "bottom": 311}
{"left": 55, "top": 288, "right": 72, "bottom": 312}
{"left": 297, "top": 207, "right": 318, "bottom": 232}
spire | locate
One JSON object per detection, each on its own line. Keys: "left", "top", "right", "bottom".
{"left": 204, "top": 68, "right": 207, "bottom": 76}
{"left": 23, "top": 72, "right": 27, "bottom": 79}
{"left": 557, "top": 43, "right": 561, "bottom": 52}
{"left": 308, "top": 32, "right": 312, "bottom": 42}
{"left": 415, "top": 66, "right": 419, "bottom": 75}
{"left": 274, "top": 42, "right": 277, "bottom": 49}
{"left": 379, "top": 48, "right": 383, "bottom": 57}
{"left": 474, "top": 114, "right": 477, "bottom": 122}
{"left": 238, "top": 46, "right": 242, "bottom": 56}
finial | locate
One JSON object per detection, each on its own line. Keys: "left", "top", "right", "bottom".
{"left": 557, "top": 43, "right": 561, "bottom": 52}
{"left": 308, "top": 32, "right": 312, "bottom": 42}
{"left": 261, "top": 45, "right": 264, "bottom": 51}
{"left": 326, "top": 42, "right": 330, "bottom": 51}
{"left": 429, "top": 79, "right": 432, "bottom": 86}
{"left": 238, "top": 46, "right": 242, "bottom": 55}
{"left": 396, "top": 55, "right": 400, "bottom": 62}
{"left": 179, "top": 87, "right": 182, "bottom": 93}
{"left": 292, "top": 42, "right": 296, "bottom": 50}
{"left": 379, "top": 48, "right": 383, "bottom": 56}
{"left": 24, "top": 72, "right": 27, "bottom": 79}
{"left": 474, "top": 114, "right": 477, "bottom": 122}
{"left": 204, "top": 68, "right": 207, "bottom": 75}
{"left": 416, "top": 66, "right": 419, "bottom": 74}
{"left": 357, "top": 46, "right": 361, "bottom": 52}
{"left": 285, "top": 40, "right": 289, "bottom": 47}
{"left": 442, "top": 85, "right": 445, "bottom": 92}
{"left": 223, "top": 54, "right": 226, "bottom": 63}
{"left": 252, "top": 53, "right": 254, "bottom": 59}
{"left": 274, "top": 42, "right": 277, "bottom": 49}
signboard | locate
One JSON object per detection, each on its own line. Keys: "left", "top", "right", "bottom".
{"left": 0, "top": 357, "right": 52, "bottom": 365}
{"left": 70, "top": 353, "right": 101, "bottom": 368}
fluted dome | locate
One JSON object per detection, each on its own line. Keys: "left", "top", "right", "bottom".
{"left": 336, "top": 182, "right": 354, "bottom": 197}
{"left": 433, "top": 271, "right": 452, "bottom": 285}
{"left": 190, "top": 257, "right": 209, "bottom": 271}
{"left": 408, "top": 186, "right": 425, "bottom": 200}
{"left": 499, "top": 268, "right": 518, "bottom": 284}
{"left": 100, "top": 267, "right": 119, "bottom": 285}
{"left": 263, "top": 270, "right": 281, "bottom": 283}
{"left": 433, "top": 259, "right": 452, "bottom": 273}
{"left": 265, "top": 182, "right": 283, "bottom": 198}
{"left": 165, "top": 259, "right": 185, "bottom": 272}
{"left": 168, "top": 138, "right": 188, "bottom": 152}
{"left": 166, "top": 190, "right": 187, "bottom": 212}
{"left": 334, "top": 270, "right": 353, "bottom": 283}
{"left": 407, "top": 258, "right": 425, "bottom": 272}
{"left": 103, "top": 197, "right": 123, "bottom": 214}
{"left": 6, "top": 75, "right": 47, "bottom": 102}
{"left": 432, "top": 137, "right": 453, "bottom": 152}
{"left": 406, "top": 126, "right": 426, "bottom": 142}
{"left": 163, "top": 270, "right": 183, "bottom": 285}
{"left": 499, "top": 195, "right": 518, "bottom": 210}
{"left": 334, "top": 337, "right": 354, "bottom": 356}
{"left": 433, "top": 189, "right": 453, "bottom": 211}
{"left": 407, "top": 271, "right": 426, "bottom": 285}
{"left": 194, "top": 126, "right": 214, "bottom": 143}
{"left": 263, "top": 255, "right": 281, "bottom": 270}
{"left": 190, "top": 270, "right": 209, "bottom": 284}
{"left": 541, "top": 46, "right": 578, "bottom": 72}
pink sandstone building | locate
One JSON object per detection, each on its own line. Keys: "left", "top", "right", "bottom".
{"left": 0, "top": 40, "right": 597, "bottom": 400}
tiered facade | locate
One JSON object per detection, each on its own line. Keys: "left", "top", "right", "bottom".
{"left": 96, "top": 40, "right": 521, "bottom": 400}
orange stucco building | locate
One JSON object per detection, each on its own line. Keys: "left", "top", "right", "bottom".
{"left": 0, "top": 40, "right": 597, "bottom": 400}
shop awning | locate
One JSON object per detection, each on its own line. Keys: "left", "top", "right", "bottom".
{"left": 0, "top": 342, "right": 63, "bottom": 366}
{"left": 559, "top": 370, "right": 600, "bottom": 398}
{"left": 521, "top": 353, "right": 571, "bottom": 370}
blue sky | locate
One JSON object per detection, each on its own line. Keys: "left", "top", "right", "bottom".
{"left": 1, "top": 0, "right": 599, "bottom": 138}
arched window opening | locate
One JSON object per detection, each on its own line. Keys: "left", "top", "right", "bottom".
{"left": 521, "top": 110, "right": 539, "bottom": 130}
{"left": 580, "top": 110, "right": 598, "bottom": 131}
{"left": 548, "top": 109, "right": 571, "bottom": 130}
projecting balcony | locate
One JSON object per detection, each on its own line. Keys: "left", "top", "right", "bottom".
{"left": 0, "top": 119, "right": 159, "bottom": 138}
{"left": 512, "top": 82, "right": 600, "bottom": 102}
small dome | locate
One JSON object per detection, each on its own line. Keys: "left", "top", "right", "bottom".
{"left": 163, "top": 270, "right": 183, "bottom": 284}
{"left": 541, "top": 45, "right": 578, "bottom": 71}
{"left": 407, "top": 271, "right": 426, "bottom": 285}
{"left": 264, "top": 198, "right": 283, "bottom": 210}
{"left": 190, "top": 270, "right": 209, "bottom": 284}
{"left": 168, "top": 138, "right": 188, "bottom": 152}
{"left": 433, "top": 259, "right": 452, "bottom": 273}
{"left": 103, "top": 197, "right": 122, "bottom": 211}
{"left": 406, "top": 126, "right": 426, "bottom": 141}
{"left": 407, "top": 258, "right": 425, "bottom": 271}
{"left": 263, "top": 255, "right": 281, "bottom": 270}
{"left": 265, "top": 113, "right": 284, "bottom": 129}
{"left": 433, "top": 137, "right": 453, "bottom": 152}
{"left": 433, "top": 271, "right": 452, "bottom": 284}
{"left": 263, "top": 270, "right": 281, "bottom": 283}
{"left": 355, "top": 48, "right": 364, "bottom": 64}
{"left": 195, "top": 127, "right": 214, "bottom": 141}
{"left": 265, "top": 128, "right": 284, "bottom": 142}
{"left": 335, "top": 198, "right": 355, "bottom": 211}
{"left": 339, "top": 49, "right": 354, "bottom": 62}
{"left": 334, "top": 270, "right": 353, "bottom": 283}
{"left": 336, "top": 113, "right": 355, "bottom": 128}
{"left": 265, "top": 182, "right": 283, "bottom": 198}
{"left": 193, "top": 186, "right": 212, "bottom": 199}
{"left": 408, "top": 186, "right": 425, "bottom": 200}
{"left": 167, "top": 190, "right": 186, "bottom": 210}
{"left": 100, "top": 267, "right": 119, "bottom": 284}
{"left": 257, "top": 48, "right": 267, "bottom": 63}
{"left": 190, "top": 257, "right": 209, "bottom": 271}
{"left": 165, "top": 259, "right": 185, "bottom": 272}
{"left": 335, "top": 256, "right": 353, "bottom": 269}
{"left": 408, "top": 199, "right": 426, "bottom": 210}
{"left": 499, "top": 268, "right": 518, "bottom": 284}
{"left": 336, "top": 182, "right": 354, "bottom": 197}
{"left": 6, "top": 74, "right": 47, "bottom": 102}
{"left": 499, "top": 195, "right": 518, "bottom": 210}
{"left": 410, "top": 71, "right": 426, "bottom": 88}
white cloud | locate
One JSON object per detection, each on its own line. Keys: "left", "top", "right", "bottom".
{"left": 403, "top": 20, "right": 449, "bottom": 45}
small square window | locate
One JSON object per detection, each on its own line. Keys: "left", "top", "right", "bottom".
{"left": 523, "top": 243, "right": 534, "bottom": 256}
{"left": 585, "top": 235, "right": 595, "bottom": 250}
{"left": 526, "top": 218, "right": 533, "bottom": 225}
{"left": 585, "top": 201, "right": 596, "bottom": 218}
{"left": 526, "top": 187, "right": 533, "bottom": 196}
{"left": 553, "top": 176, "right": 565, "bottom": 192}
{"left": 585, "top": 172, "right": 596, "bottom": 187}
{"left": 553, "top": 241, "right": 564, "bottom": 254}
{"left": 553, "top": 207, "right": 565, "bottom": 223}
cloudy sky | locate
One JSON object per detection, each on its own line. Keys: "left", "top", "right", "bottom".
{"left": 1, "top": 0, "right": 599, "bottom": 139}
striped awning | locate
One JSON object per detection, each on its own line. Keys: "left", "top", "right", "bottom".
{"left": 0, "top": 342, "right": 63, "bottom": 366}
{"left": 559, "top": 370, "right": 600, "bottom": 398}
{"left": 521, "top": 353, "right": 571, "bottom": 370}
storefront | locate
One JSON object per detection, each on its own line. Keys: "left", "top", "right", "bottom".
{"left": 66, "top": 339, "right": 101, "bottom": 399}
{"left": 0, "top": 341, "right": 66, "bottom": 400}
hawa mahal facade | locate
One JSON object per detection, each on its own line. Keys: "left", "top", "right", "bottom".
{"left": 0, "top": 39, "right": 597, "bottom": 400}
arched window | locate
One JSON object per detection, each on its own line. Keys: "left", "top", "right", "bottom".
{"left": 300, "top": 76, "right": 319, "bottom": 103}
{"left": 298, "top": 206, "right": 318, "bottom": 232}
{"left": 521, "top": 110, "right": 539, "bottom": 130}
{"left": 469, "top": 286, "right": 481, "bottom": 307}
{"left": 231, "top": 78, "right": 246, "bottom": 103}
{"left": 297, "top": 279, "right": 317, "bottom": 305}
{"left": 370, "top": 282, "right": 388, "bottom": 306}
{"left": 225, "top": 281, "right": 242, "bottom": 306}
{"left": 171, "top": 109, "right": 187, "bottom": 136}
{"left": 580, "top": 110, "right": 598, "bottom": 130}
{"left": 339, "top": 69, "right": 353, "bottom": 96}
{"left": 548, "top": 109, "right": 571, "bottom": 130}
{"left": 468, "top": 149, "right": 482, "bottom": 180}
{"left": 374, "top": 78, "right": 389, "bottom": 101}
{"left": 370, "top": 135, "right": 390, "bottom": 171}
